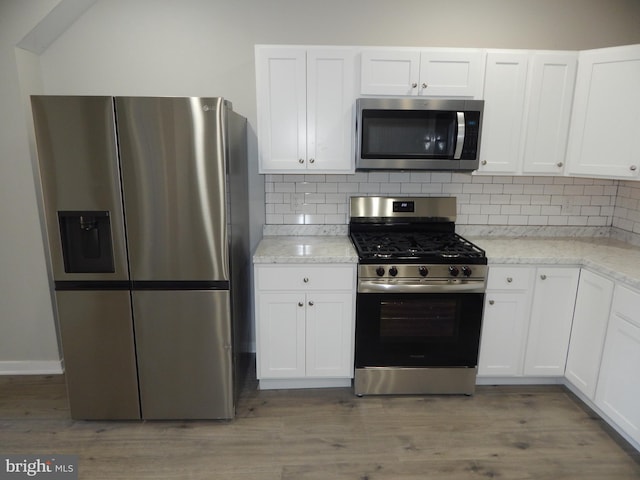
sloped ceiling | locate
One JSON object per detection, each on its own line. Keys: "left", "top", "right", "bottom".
{"left": 17, "top": 0, "right": 97, "bottom": 53}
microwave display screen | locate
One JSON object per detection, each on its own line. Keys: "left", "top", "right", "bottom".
{"left": 361, "top": 110, "right": 456, "bottom": 159}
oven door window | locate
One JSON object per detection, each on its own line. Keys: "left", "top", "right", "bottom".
{"left": 355, "top": 292, "right": 484, "bottom": 368}
{"left": 361, "top": 110, "right": 457, "bottom": 159}
{"left": 380, "top": 299, "right": 458, "bottom": 341}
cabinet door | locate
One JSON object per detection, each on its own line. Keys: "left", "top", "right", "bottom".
{"left": 565, "top": 270, "right": 614, "bottom": 398}
{"left": 566, "top": 44, "right": 640, "bottom": 179}
{"left": 256, "top": 293, "right": 306, "bottom": 379}
{"left": 477, "top": 52, "right": 528, "bottom": 174}
{"left": 255, "top": 47, "right": 307, "bottom": 172}
{"left": 524, "top": 268, "right": 580, "bottom": 376}
{"left": 522, "top": 52, "right": 577, "bottom": 174}
{"left": 418, "top": 50, "right": 485, "bottom": 98}
{"left": 305, "top": 293, "right": 354, "bottom": 378}
{"left": 478, "top": 291, "right": 531, "bottom": 376}
{"left": 360, "top": 50, "right": 421, "bottom": 95}
{"left": 596, "top": 286, "right": 640, "bottom": 445}
{"left": 307, "top": 49, "right": 356, "bottom": 172}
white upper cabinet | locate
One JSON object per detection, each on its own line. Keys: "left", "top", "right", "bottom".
{"left": 522, "top": 53, "right": 577, "bottom": 174}
{"left": 566, "top": 44, "right": 640, "bottom": 179}
{"left": 477, "top": 51, "right": 529, "bottom": 174}
{"left": 360, "top": 48, "right": 485, "bottom": 97}
{"left": 477, "top": 51, "right": 577, "bottom": 175}
{"left": 255, "top": 46, "right": 356, "bottom": 173}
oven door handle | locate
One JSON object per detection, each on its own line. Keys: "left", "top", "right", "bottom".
{"left": 358, "top": 280, "right": 486, "bottom": 294}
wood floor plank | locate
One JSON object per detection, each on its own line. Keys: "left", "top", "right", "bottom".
{"left": 0, "top": 373, "right": 638, "bottom": 479}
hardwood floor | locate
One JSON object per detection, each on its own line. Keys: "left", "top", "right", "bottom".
{"left": 1, "top": 369, "right": 639, "bottom": 479}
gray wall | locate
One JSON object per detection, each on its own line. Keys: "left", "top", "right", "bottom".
{"left": 1, "top": 0, "right": 640, "bottom": 369}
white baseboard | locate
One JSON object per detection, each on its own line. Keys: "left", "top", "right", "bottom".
{"left": 0, "top": 360, "right": 63, "bottom": 375}
{"left": 476, "top": 376, "right": 564, "bottom": 386}
{"left": 258, "top": 377, "right": 351, "bottom": 390}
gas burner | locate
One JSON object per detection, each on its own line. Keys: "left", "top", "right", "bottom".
{"left": 350, "top": 231, "right": 486, "bottom": 264}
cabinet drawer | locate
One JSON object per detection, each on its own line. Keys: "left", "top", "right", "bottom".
{"left": 256, "top": 265, "right": 355, "bottom": 291}
{"left": 486, "top": 266, "right": 533, "bottom": 291}
{"left": 612, "top": 285, "right": 640, "bottom": 326}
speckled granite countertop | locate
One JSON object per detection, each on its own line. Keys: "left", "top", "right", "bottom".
{"left": 253, "top": 236, "right": 358, "bottom": 264}
{"left": 253, "top": 234, "right": 640, "bottom": 290}
{"left": 469, "top": 236, "right": 640, "bottom": 290}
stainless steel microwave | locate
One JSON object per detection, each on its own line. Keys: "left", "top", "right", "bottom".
{"left": 355, "top": 97, "right": 484, "bottom": 171}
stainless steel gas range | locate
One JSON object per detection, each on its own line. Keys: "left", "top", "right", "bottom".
{"left": 349, "top": 196, "right": 487, "bottom": 396}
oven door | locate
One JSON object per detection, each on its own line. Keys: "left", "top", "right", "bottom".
{"left": 355, "top": 292, "right": 484, "bottom": 368}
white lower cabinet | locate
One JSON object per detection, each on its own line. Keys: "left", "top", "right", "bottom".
{"left": 595, "top": 285, "right": 640, "bottom": 446}
{"left": 478, "top": 267, "right": 533, "bottom": 376}
{"left": 254, "top": 264, "right": 356, "bottom": 389}
{"left": 479, "top": 262, "right": 640, "bottom": 451}
{"left": 523, "top": 267, "right": 580, "bottom": 376}
{"left": 565, "top": 270, "right": 614, "bottom": 398}
{"left": 479, "top": 265, "right": 579, "bottom": 379}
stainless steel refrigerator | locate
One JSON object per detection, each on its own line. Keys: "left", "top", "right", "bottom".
{"left": 31, "top": 96, "right": 251, "bottom": 420}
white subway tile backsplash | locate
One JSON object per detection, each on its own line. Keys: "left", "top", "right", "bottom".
{"left": 401, "top": 183, "right": 423, "bottom": 194}
{"left": 263, "top": 174, "right": 640, "bottom": 238}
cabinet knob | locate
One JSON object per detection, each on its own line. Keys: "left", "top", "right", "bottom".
{"left": 298, "top": 158, "right": 304, "bottom": 164}
{"left": 506, "top": 277, "right": 513, "bottom": 283}
{"left": 481, "top": 160, "right": 487, "bottom": 166}
{"left": 308, "top": 301, "right": 314, "bottom": 306}
{"left": 489, "top": 300, "right": 495, "bottom": 305}
{"left": 298, "top": 302, "right": 304, "bottom": 307}
{"left": 540, "top": 274, "right": 547, "bottom": 280}
{"left": 411, "top": 82, "right": 418, "bottom": 88}
{"left": 631, "top": 165, "right": 638, "bottom": 171}
{"left": 557, "top": 162, "right": 564, "bottom": 167}
{"left": 303, "top": 277, "right": 309, "bottom": 283}
{"left": 421, "top": 83, "right": 428, "bottom": 89}
{"left": 309, "top": 158, "right": 315, "bottom": 164}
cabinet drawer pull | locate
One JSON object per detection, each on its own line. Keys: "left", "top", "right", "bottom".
{"left": 308, "top": 301, "right": 314, "bottom": 306}
{"left": 481, "top": 160, "right": 487, "bottom": 166}
{"left": 489, "top": 300, "right": 495, "bottom": 305}
{"left": 631, "top": 165, "right": 638, "bottom": 171}
{"left": 298, "top": 158, "right": 304, "bottom": 164}
{"left": 309, "top": 158, "right": 315, "bottom": 164}
{"left": 411, "top": 82, "right": 418, "bottom": 88}
{"left": 303, "top": 277, "right": 309, "bottom": 283}
{"left": 540, "top": 274, "right": 547, "bottom": 280}
{"left": 421, "top": 83, "right": 428, "bottom": 89}
{"left": 557, "top": 162, "right": 563, "bottom": 167}
{"left": 506, "top": 277, "right": 513, "bottom": 283}
{"left": 298, "top": 302, "right": 304, "bottom": 307}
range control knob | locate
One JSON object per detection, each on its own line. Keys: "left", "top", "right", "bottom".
{"left": 418, "top": 266, "right": 429, "bottom": 277}
{"left": 389, "top": 266, "right": 398, "bottom": 277}
{"left": 449, "top": 266, "right": 460, "bottom": 277}
{"left": 376, "top": 266, "right": 385, "bottom": 277}
{"left": 461, "top": 266, "right": 472, "bottom": 277}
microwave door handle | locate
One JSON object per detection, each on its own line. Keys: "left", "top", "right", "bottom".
{"left": 454, "top": 112, "right": 465, "bottom": 159}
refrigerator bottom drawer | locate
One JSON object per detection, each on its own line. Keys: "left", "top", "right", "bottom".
{"left": 56, "top": 290, "right": 140, "bottom": 420}
{"left": 133, "top": 290, "right": 233, "bottom": 420}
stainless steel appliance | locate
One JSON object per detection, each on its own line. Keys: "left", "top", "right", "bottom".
{"left": 31, "top": 96, "right": 250, "bottom": 420}
{"left": 349, "top": 196, "right": 487, "bottom": 396}
{"left": 355, "top": 97, "right": 483, "bottom": 171}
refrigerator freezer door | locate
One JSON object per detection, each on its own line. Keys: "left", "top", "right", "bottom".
{"left": 132, "top": 290, "right": 234, "bottom": 419}
{"left": 31, "top": 96, "right": 129, "bottom": 282}
{"left": 115, "top": 97, "right": 229, "bottom": 282}
{"left": 56, "top": 290, "right": 140, "bottom": 420}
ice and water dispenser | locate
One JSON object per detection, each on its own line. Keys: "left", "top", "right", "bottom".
{"left": 58, "top": 211, "right": 115, "bottom": 273}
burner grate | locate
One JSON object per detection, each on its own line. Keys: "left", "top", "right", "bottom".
{"left": 350, "top": 231, "right": 485, "bottom": 262}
